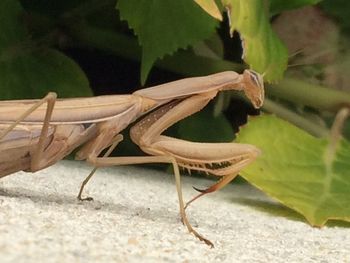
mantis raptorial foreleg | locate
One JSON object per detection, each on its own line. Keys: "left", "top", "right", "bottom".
{"left": 184, "top": 149, "right": 255, "bottom": 210}
{"left": 80, "top": 80, "right": 261, "bottom": 247}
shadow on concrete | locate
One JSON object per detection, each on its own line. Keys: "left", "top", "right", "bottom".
{"left": 232, "top": 197, "right": 350, "bottom": 228}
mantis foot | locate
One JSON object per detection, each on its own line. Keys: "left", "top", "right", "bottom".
{"left": 77, "top": 196, "right": 94, "bottom": 202}
{"left": 181, "top": 212, "right": 214, "bottom": 248}
{"left": 189, "top": 228, "right": 214, "bottom": 248}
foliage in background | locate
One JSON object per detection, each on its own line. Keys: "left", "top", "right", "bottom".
{"left": 0, "top": 0, "right": 91, "bottom": 99}
{"left": 118, "top": 0, "right": 288, "bottom": 82}
{"left": 0, "top": 0, "right": 349, "bottom": 226}
{"left": 319, "top": 0, "right": 350, "bottom": 34}
{"left": 196, "top": 0, "right": 288, "bottom": 81}
{"left": 117, "top": 0, "right": 219, "bottom": 84}
{"left": 269, "top": 0, "right": 323, "bottom": 15}
{"left": 237, "top": 114, "right": 350, "bottom": 225}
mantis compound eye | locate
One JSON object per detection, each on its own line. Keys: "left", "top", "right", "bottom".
{"left": 248, "top": 70, "right": 264, "bottom": 90}
{"left": 243, "top": 69, "right": 265, "bottom": 108}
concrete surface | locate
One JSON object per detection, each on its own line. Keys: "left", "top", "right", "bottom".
{"left": 0, "top": 160, "right": 349, "bottom": 263}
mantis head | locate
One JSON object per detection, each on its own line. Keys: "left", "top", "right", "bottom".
{"left": 242, "top": 69, "right": 265, "bottom": 109}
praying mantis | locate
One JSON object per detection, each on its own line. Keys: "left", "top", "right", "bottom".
{"left": 0, "top": 69, "right": 264, "bottom": 247}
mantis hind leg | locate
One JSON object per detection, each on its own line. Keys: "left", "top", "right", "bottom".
{"left": 30, "top": 93, "right": 57, "bottom": 170}
{"left": 0, "top": 92, "right": 57, "bottom": 142}
{"left": 0, "top": 92, "right": 57, "bottom": 171}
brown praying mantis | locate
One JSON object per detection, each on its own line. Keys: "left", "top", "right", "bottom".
{"left": 0, "top": 69, "right": 264, "bottom": 247}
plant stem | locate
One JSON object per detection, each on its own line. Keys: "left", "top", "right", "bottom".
{"left": 268, "top": 78, "right": 350, "bottom": 112}
{"left": 263, "top": 99, "right": 330, "bottom": 137}
{"left": 69, "top": 24, "right": 243, "bottom": 78}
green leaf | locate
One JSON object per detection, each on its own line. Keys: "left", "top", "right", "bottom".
{"left": 0, "top": 49, "right": 92, "bottom": 99}
{"left": 222, "top": 0, "right": 288, "bottom": 82}
{"left": 0, "top": 0, "right": 92, "bottom": 99}
{"left": 270, "top": 0, "right": 322, "bottom": 15}
{"left": 117, "top": 0, "right": 218, "bottom": 84}
{"left": 236, "top": 115, "right": 350, "bottom": 226}
{"left": 0, "top": 0, "right": 26, "bottom": 52}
